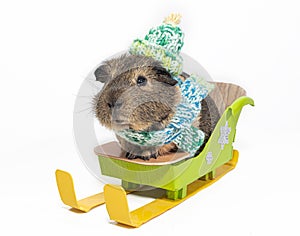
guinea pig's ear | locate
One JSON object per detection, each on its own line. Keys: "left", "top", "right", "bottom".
{"left": 152, "top": 66, "right": 178, "bottom": 86}
{"left": 94, "top": 64, "right": 111, "bottom": 83}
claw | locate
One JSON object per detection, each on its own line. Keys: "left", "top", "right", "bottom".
{"left": 150, "top": 153, "right": 158, "bottom": 159}
{"left": 126, "top": 152, "right": 136, "bottom": 160}
{"left": 141, "top": 155, "right": 150, "bottom": 161}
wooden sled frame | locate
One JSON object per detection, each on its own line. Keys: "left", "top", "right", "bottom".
{"left": 56, "top": 82, "right": 254, "bottom": 227}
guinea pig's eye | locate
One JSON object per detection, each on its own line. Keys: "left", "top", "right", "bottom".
{"left": 136, "top": 76, "right": 147, "bottom": 86}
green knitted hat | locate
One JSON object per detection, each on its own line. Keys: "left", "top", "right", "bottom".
{"left": 129, "top": 13, "right": 184, "bottom": 76}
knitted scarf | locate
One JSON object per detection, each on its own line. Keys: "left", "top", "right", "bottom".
{"left": 116, "top": 75, "right": 214, "bottom": 156}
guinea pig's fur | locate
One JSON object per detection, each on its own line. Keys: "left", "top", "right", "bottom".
{"left": 93, "top": 53, "right": 220, "bottom": 160}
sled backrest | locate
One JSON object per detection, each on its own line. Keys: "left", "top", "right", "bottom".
{"left": 210, "top": 82, "right": 246, "bottom": 114}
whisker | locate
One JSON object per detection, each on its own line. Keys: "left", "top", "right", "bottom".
{"left": 72, "top": 93, "right": 96, "bottom": 99}
{"left": 74, "top": 106, "right": 94, "bottom": 115}
{"left": 85, "top": 78, "right": 103, "bottom": 90}
{"left": 72, "top": 93, "right": 94, "bottom": 98}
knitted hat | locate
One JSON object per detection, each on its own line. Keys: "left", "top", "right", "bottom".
{"left": 129, "top": 13, "right": 184, "bottom": 76}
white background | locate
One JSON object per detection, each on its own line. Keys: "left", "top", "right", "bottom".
{"left": 1, "top": 0, "right": 299, "bottom": 235}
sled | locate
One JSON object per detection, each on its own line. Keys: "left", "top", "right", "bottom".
{"left": 56, "top": 82, "right": 254, "bottom": 227}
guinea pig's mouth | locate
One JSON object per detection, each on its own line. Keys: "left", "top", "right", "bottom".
{"left": 111, "top": 120, "right": 154, "bottom": 132}
{"left": 111, "top": 120, "right": 131, "bottom": 131}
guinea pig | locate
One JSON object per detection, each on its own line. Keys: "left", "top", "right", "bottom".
{"left": 93, "top": 53, "right": 220, "bottom": 160}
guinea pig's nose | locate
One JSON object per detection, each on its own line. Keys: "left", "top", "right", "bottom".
{"left": 114, "top": 102, "right": 123, "bottom": 109}
{"left": 107, "top": 102, "right": 113, "bottom": 109}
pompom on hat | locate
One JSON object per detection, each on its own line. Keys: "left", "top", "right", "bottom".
{"left": 129, "top": 13, "right": 184, "bottom": 76}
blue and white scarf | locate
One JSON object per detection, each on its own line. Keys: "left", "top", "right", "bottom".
{"left": 116, "top": 74, "right": 214, "bottom": 156}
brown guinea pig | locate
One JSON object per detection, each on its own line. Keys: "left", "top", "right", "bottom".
{"left": 93, "top": 53, "right": 220, "bottom": 160}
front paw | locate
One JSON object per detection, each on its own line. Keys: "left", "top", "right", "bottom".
{"left": 125, "top": 152, "right": 138, "bottom": 160}
{"left": 125, "top": 151, "right": 158, "bottom": 160}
